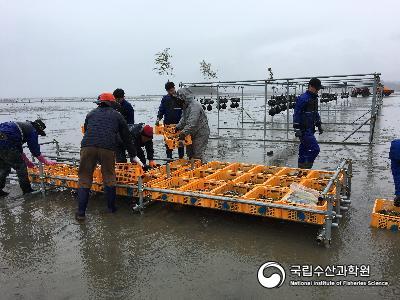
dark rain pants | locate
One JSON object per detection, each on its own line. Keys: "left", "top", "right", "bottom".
{"left": 0, "top": 149, "right": 32, "bottom": 193}
{"left": 78, "top": 147, "right": 116, "bottom": 188}
{"left": 298, "top": 131, "right": 320, "bottom": 165}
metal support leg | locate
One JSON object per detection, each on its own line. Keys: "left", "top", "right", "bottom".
{"left": 241, "top": 86, "right": 244, "bottom": 129}
{"left": 369, "top": 74, "right": 378, "bottom": 144}
{"left": 38, "top": 162, "right": 46, "bottom": 198}
{"left": 264, "top": 81, "right": 268, "bottom": 138}
{"left": 217, "top": 85, "right": 220, "bottom": 134}
{"left": 286, "top": 80, "right": 290, "bottom": 139}
{"left": 137, "top": 176, "right": 144, "bottom": 214}
{"left": 54, "top": 139, "right": 60, "bottom": 157}
{"left": 166, "top": 162, "right": 171, "bottom": 178}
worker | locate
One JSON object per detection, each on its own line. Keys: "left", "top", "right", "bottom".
{"left": 156, "top": 82, "right": 184, "bottom": 159}
{"left": 390, "top": 139, "right": 400, "bottom": 206}
{"left": 113, "top": 88, "right": 135, "bottom": 124}
{"left": 129, "top": 123, "right": 156, "bottom": 168}
{"left": 113, "top": 88, "right": 134, "bottom": 163}
{"left": 0, "top": 119, "right": 56, "bottom": 197}
{"left": 175, "top": 88, "right": 210, "bottom": 162}
{"left": 293, "top": 78, "right": 324, "bottom": 169}
{"left": 76, "top": 93, "right": 142, "bottom": 221}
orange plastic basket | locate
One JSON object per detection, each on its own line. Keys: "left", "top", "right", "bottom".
{"left": 299, "top": 178, "right": 336, "bottom": 195}
{"left": 179, "top": 179, "right": 225, "bottom": 207}
{"left": 248, "top": 165, "right": 285, "bottom": 176}
{"left": 242, "top": 186, "right": 290, "bottom": 217}
{"left": 370, "top": 199, "right": 400, "bottom": 232}
{"left": 275, "top": 167, "right": 312, "bottom": 179}
{"left": 209, "top": 182, "right": 255, "bottom": 212}
{"left": 264, "top": 175, "right": 303, "bottom": 188}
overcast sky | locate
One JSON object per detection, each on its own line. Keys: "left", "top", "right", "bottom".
{"left": 1, "top": 0, "right": 399, "bottom": 97}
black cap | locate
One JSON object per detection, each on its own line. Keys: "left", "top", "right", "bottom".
{"left": 165, "top": 81, "right": 175, "bottom": 91}
{"left": 309, "top": 78, "right": 323, "bottom": 90}
{"left": 113, "top": 88, "right": 125, "bottom": 99}
{"left": 30, "top": 119, "right": 46, "bottom": 136}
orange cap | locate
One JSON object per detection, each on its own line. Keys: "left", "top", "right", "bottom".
{"left": 98, "top": 93, "right": 115, "bottom": 102}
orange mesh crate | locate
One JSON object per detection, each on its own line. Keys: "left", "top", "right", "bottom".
{"left": 178, "top": 162, "right": 227, "bottom": 180}
{"left": 299, "top": 179, "right": 336, "bottom": 195}
{"left": 370, "top": 199, "right": 400, "bottom": 232}
{"left": 275, "top": 167, "right": 312, "bottom": 179}
{"left": 205, "top": 169, "right": 246, "bottom": 182}
{"left": 164, "top": 134, "right": 192, "bottom": 150}
{"left": 180, "top": 179, "right": 225, "bottom": 207}
{"left": 209, "top": 182, "right": 255, "bottom": 212}
{"left": 278, "top": 192, "right": 328, "bottom": 225}
{"left": 279, "top": 200, "right": 327, "bottom": 225}
{"left": 222, "top": 162, "right": 257, "bottom": 173}
{"left": 242, "top": 186, "right": 290, "bottom": 217}
{"left": 232, "top": 172, "right": 273, "bottom": 186}
{"left": 264, "top": 175, "right": 303, "bottom": 188}
{"left": 155, "top": 124, "right": 176, "bottom": 135}
{"left": 148, "top": 177, "right": 192, "bottom": 203}
{"left": 248, "top": 165, "right": 285, "bottom": 176}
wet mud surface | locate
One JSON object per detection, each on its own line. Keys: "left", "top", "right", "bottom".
{"left": 0, "top": 94, "right": 400, "bottom": 299}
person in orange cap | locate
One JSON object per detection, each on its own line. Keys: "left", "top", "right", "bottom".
{"left": 76, "top": 93, "right": 142, "bottom": 221}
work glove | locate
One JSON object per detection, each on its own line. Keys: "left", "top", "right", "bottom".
{"left": 294, "top": 129, "right": 302, "bottom": 138}
{"left": 318, "top": 126, "right": 324, "bottom": 135}
{"left": 149, "top": 160, "right": 157, "bottom": 168}
{"left": 178, "top": 132, "right": 186, "bottom": 141}
{"left": 132, "top": 156, "right": 144, "bottom": 167}
{"left": 37, "top": 155, "right": 57, "bottom": 166}
{"left": 21, "top": 153, "right": 35, "bottom": 168}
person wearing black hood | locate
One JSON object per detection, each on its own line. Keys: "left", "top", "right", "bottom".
{"left": 293, "top": 78, "right": 324, "bottom": 169}
{"left": 0, "top": 119, "right": 56, "bottom": 197}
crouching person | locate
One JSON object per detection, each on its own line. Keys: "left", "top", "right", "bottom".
{"left": 0, "top": 119, "right": 55, "bottom": 197}
{"left": 175, "top": 88, "right": 210, "bottom": 162}
{"left": 76, "top": 93, "right": 142, "bottom": 221}
{"left": 129, "top": 124, "right": 156, "bottom": 169}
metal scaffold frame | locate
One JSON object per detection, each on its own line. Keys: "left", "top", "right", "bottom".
{"left": 14, "top": 140, "right": 353, "bottom": 248}
{"left": 180, "top": 73, "right": 383, "bottom": 145}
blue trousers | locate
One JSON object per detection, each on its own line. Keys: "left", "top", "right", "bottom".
{"left": 298, "top": 132, "right": 320, "bottom": 164}
{"left": 391, "top": 159, "right": 400, "bottom": 196}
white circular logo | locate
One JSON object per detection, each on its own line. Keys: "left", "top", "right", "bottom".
{"left": 257, "top": 262, "right": 286, "bottom": 289}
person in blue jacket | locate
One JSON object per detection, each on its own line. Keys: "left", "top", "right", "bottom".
{"left": 113, "top": 88, "right": 135, "bottom": 124}
{"left": 113, "top": 88, "right": 135, "bottom": 162}
{"left": 390, "top": 139, "right": 400, "bottom": 206}
{"left": 0, "top": 119, "right": 56, "bottom": 197}
{"left": 156, "top": 81, "right": 184, "bottom": 159}
{"left": 293, "top": 78, "right": 324, "bottom": 169}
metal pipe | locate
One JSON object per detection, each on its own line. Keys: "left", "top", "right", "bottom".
{"left": 342, "top": 117, "right": 371, "bottom": 142}
{"left": 38, "top": 162, "right": 46, "bottom": 198}
{"left": 143, "top": 186, "right": 333, "bottom": 216}
{"left": 241, "top": 86, "right": 244, "bottom": 128}
{"left": 369, "top": 74, "right": 378, "bottom": 144}
{"left": 264, "top": 81, "right": 267, "bottom": 138}
{"left": 208, "top": 136, "right": 370, "bottom": 146}
{"left": 217, "top": 85, "right": 220, "bottom": 133}
{"left": 286, "top": 80, "right": 290, "bottom": 138}
{"left": 321, "top": 160, "right": 347, "bottom": 196}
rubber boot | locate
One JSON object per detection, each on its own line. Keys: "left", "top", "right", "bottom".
{"left": 298, "top": 162, "right": 307, "bottom": 169}
{"left": 394, "top": 195, "right": 400, "bottom": 207}
{"left": 76, "top": 188, "right": 90, "bottom": 221}
{"left": 104, "top": 186, "right": 117, "bottom": 213}
{"left": 303, "top": 162, "right": 314, "bottom": 169}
